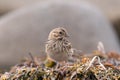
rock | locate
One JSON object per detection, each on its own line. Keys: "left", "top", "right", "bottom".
{"left": 0, "top": 0, "right": 119, "bottom": 68}
{"left": 1, "top": 0, "right": 120, "bottom": 20}
{"left": 85, "top": 0, "right": 120, "bottom": 20}
{"left": 0, "top": 0, "right": 40, "bottom": 14}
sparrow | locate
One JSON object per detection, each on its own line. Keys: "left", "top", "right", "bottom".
{"left": 45, "top": 27, "right": 72, "bottom": 63}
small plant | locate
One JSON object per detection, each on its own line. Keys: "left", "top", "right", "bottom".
{"left": 0, "top": 42, "right": 120, "bottom": 80}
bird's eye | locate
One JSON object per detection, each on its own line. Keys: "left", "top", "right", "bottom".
{"left": 59, "top": 32, "right": 63, "bottom": 34}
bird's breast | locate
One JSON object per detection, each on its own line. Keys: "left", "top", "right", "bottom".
{"left": 46, "top": 39, "right": 70, "bottom": 61}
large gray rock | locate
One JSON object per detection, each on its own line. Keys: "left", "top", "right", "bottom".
{"left": 86, "top": 0, "right": 120, "bottom": 19}
{"left": 0, "top": 0, "right": 40, "bottom": 14}
{"left": 0, "top": 0, "right": 119, "bottom": 68}
{"left": 0, "top": 0, "right": 120, "bottom": 19}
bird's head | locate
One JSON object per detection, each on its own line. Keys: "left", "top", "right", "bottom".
{"left": 48, "top": 27, "right": 69, "bottom": 40}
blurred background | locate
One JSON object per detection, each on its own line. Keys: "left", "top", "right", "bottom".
{"left": 0, "top": 0, "right": 120, "bottom": 20}
{"left": 0, "top": 0, "right": 120, "bottom": 69}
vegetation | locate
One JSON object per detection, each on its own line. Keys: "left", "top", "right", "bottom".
{"left": 0, "top": 43, "right": 120, "bottom": 80}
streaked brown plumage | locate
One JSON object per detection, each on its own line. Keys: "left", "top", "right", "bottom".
{"left": 45, "top": 27, "right": 72, "bottom": 62}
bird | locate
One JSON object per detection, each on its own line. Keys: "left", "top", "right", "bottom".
{"left": 45, "top": 27, "right": 72, "bottom": 63}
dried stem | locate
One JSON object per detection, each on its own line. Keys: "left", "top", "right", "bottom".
{"left": 85, "top": 56, "right": 106, "bottom": 71}
{"left": 97, "top": 41, "right": 105, "bottom": 54}
{"left": 28, "top": 52, "right": 35, "bottom": 63}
